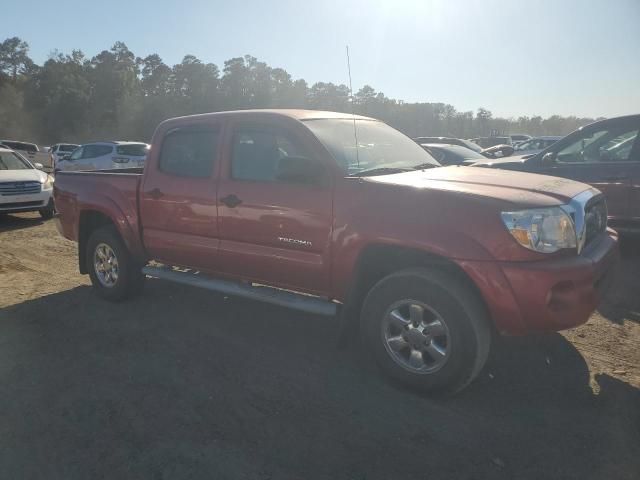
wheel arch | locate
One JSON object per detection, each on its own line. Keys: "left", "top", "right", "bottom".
{"left": 78, "top": 210, "right": 119, "bottom": 274}
{"left": 338, "top": 243, "right": 493, "bottom": 343}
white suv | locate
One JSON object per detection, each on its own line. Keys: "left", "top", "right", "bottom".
{"left": 55, "top": 141, "right": 149, "bottom": 172}
{"left": 0, "top": 146, "right": 55, "bottom": 219}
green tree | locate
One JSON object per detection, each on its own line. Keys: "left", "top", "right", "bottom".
{"left": 0, "top": 37, "right": 33, "bottom": 83}
{"left": 0, "top": 35, "right": 600, "bottom": 145}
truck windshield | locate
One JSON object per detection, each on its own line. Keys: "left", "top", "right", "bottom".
{"left": 0, "top": 151, "right": 32, "bottom": 170}
{"left": 303, "top": 119, "right": 440, "bottom": 175}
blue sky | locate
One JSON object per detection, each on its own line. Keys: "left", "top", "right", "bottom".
{"left": 4, "top": 0, "right": 639, "bottom": 118}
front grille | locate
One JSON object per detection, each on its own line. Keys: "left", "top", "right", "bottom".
{"left": 584, "top": 198, "right": 607, "bottom": 247}
{"left": 0, "top": 181, "right": 42, "bottom": 196}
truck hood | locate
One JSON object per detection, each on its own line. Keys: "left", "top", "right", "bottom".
{"left": 367, "top": 166, "right": 591, "bottom": 207}
{"left": 0, "top": 168, "right": 46, "bottom": 183}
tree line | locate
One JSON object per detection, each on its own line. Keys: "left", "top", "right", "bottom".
{"left": 0, "top": 37, "right": 602, "bottom": 145}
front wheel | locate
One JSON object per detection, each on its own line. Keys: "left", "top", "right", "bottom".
{"left": 86, "top": 225, "right": 145, "bottom": 302}
{"left": 361, "top": 268, "right": 491, "bottom": 394}
{"left": 38, "top": 200, "right": 55, "bottom": 220}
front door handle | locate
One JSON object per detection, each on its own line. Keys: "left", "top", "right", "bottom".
{"left": 220, "top": 194, "right": 242, "bottom": 208}
{"left": 147, "top": 187, "right": 164, "bottom": 199}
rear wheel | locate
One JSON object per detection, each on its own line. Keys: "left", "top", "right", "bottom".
{"left": 86, "top": 225, "right": 145, "bottom": 301}
{"left": 361, "top": 268, "right": 491, "bottom": 394}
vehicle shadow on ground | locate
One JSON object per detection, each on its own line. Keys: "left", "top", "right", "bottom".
{"left": 0, "top": 282, "right": 638, "bottom": 480}
{"left": 0, "top": 213, "right": 44, "bottom": 232}
{"left": 597, "top": 237, "right": 640, "bottom": 324}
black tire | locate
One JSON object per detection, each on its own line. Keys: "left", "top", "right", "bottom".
{"left": 361, "top": 268, "right": 491, "bottom": 395}
{"left": 86, "top": 225, "right": 145, "bottom": 302}
{"left": 38, "top": 200, "right": 55, "bottom": 220}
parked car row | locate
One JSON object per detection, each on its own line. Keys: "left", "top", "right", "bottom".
{"left": 473, "top": 115, "right": 640, "bottom": 233}
{"left": 53, "top": 109, "right": 622, "bottom": 395}
{"left": 0, "top": 139, "right": 148, "bottom": 219}
{"left": 413, "top": 136, "right": 514, "bottom": 159}
{"left": 0, "top": 139, "right": 150, "bottom": 173}
{"left": 54, "top": 141, "right": 149, "bottom": 172}
{"left": 414, "top": 115, "right": 640, "bottom": 233}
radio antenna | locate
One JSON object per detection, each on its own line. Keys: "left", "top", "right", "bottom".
{"left": 346, "top": 45, "right": 359, "bottom": 167}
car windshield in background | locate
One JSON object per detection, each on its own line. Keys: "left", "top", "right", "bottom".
{"left": 459, "top": 139, "right": 483, "bottom": 153}
{"left": 59, "top": 144, "right": 79, "bottom": 152}
{"left": 303, "top": 119, "right": 439, "bottom": 175}
{"left": 2, "top": 141, "right": 38, "bottom": 153}
{"left": 444, "top": 145, "right": 486, "bottom": 159}
{"left": 0, "top": 151, "right": 31, "bottom": 170}
{"left": 116, "top": 144, "right": 148, "bottom": 156}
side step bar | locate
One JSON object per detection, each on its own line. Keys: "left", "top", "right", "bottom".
{"left": 141, "top": 265, "right": 338, "bottom": 317}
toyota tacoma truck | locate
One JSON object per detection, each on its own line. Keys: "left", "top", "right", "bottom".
{"left": 53, "top": 110, "right": 619, "bottom": 393}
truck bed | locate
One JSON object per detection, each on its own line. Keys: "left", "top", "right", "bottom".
{"left": 54, "top": 168, "right": 144, "bottom": 248}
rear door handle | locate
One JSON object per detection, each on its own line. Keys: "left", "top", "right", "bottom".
{"left": 147, "top": 188, "right": 164, "bottom": 199}
{"left": 220, "top": 194, "right": 242, "bottom": 208}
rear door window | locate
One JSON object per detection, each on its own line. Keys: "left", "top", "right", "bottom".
{"left": 94, "top": 145, "right": 114, "bottom": 157}
{"left": 59, "top": 144, "right": 78, "bottom": 152}
{"left": 159, "top": 129, "right": 219, "bottom": 178}
{"left": 117, "top": 144, "right": 148, "bottom": 156}
{"left": 81, "top": 145, "right": 111, "bottom": 159}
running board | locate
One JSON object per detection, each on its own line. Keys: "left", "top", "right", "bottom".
{"left": 141, "top": 265, "right": 337, "bottom": 317}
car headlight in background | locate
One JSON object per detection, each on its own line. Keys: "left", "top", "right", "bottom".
{"left": 42, "top": 174, "right": 54, "bottom": 189}
{"left": 501, "top": 207, "right": 576, "bottom": 253}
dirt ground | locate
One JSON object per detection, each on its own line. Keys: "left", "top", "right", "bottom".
{"left": 1, "top": 213, "right": 638, "bottom": 480}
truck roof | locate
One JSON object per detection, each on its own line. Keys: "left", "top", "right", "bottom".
{"left": 164, "top": 109, "right": 377, "bottom": 123}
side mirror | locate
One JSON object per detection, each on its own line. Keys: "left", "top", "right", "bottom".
{"left": 541, "top": 152, "right": 556, "bottom": 166}
{"left": 34, "top": 162, "right": 44, "bottom": 170}
{"left": 61, "top": 154, "right": 71, "bottom": 161}
{"left": 276, "top": 156, "right": 325, "bottom": 184}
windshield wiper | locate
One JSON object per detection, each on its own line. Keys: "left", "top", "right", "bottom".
{"left": 350, "top": 167, "right": 412, "bottom": 177}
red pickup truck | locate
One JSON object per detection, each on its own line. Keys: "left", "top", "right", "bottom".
{"left": 54, "top": 110, "right": 619, "bottom": 393}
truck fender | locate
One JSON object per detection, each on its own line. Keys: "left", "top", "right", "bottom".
{"left": 76, "top": 195, "right": 143, "bottom": 273}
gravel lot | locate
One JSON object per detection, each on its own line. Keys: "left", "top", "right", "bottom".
{"left": 1, "top": 213, "right": 638, "bottom": 479}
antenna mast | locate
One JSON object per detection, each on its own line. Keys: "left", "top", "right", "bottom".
{"left": 346, "top": 45, "right": 359, "bottom": 167}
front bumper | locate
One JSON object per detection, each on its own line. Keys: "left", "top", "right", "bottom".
{"left": 458, "top": 229, "right": 619, "bottom": 335}
{"left": 0, "top": 190, "right": 53, "bottom": 213}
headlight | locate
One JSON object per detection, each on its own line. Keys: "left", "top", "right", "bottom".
{"left": 501, "top": 207, "right": 576, "bottom": 253}
{"left": 42, "top": 174, "right": 54, "bottom": 189}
